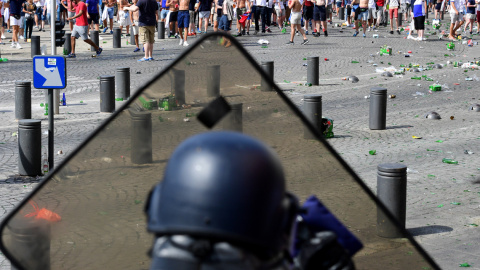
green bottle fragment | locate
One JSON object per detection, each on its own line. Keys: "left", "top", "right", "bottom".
{"left": 469, "top": 224, "right": 479, "bottom": 227}
{"left": 103, "top": 41, "right": 107, "bottom": 43}
{"left": 400, "top": 64, "right": 405, "bottom": 67}
{"left": 80, "top": 100, "right": 83, "bottom": 103}
{"left": 369, "top": 150, "right": 376, "bottom": 155}
{"left": 442, "top": 158, "right": 458, "bottom": 164}
{"left": 261, "top": 45, "right": 268, "bottom": 48}
{"left": 437, "top": 204, "right": 444, "bottom": 208}
{"left": 281, "top": 28, "right": 286, "bottom": 33}
{"left": 426, "top": 62, "right": 434, "bottom": 65}
{"left": 444, "top": 54, "right": 450, "bottom": 56}
{"left": 427, "top": 174, "right": 436, "bottom": 178}
{"left": 351, "top": 61, "right": 360, "bottom": 63}
{"left": 44, "top": 103, "right": 48, "bottom": 115}
{"left": 40, "top": 103, "right": 44, "bottom": 107}
{"left": 388, "top": 62, "right": 391, "bottom": 65}
{"left": 451, "top": 202, "right": 461, "bottom": 205}
{"left": 421, "top": 75, "right": 427, "bottom": 78}
{"left": 425, "top": 78, "right": 433, "bottom": 81}
{"left": 411, "top": 76, "right": 422, "bottom": 80}
{"left": 435, "top": 140, "right": 443, "bottom": 143}
{"left": 115, "top": 98, "right": 123, "bottom": 101}
{"left": 283, "top": 80, "right": 291, "bottom": 83}
{"left": 303, "top": 58, "right": 307, "bottom": 60}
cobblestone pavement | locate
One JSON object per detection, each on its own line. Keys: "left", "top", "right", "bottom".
{"left": 1, "top": 12, "right": 480, "bottom": 269}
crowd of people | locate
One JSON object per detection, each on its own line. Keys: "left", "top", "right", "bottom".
{"left": 0, "top": 0, "right": 479, "bottom": 58}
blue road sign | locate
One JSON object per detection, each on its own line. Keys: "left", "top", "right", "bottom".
{"left": 33, "top": 56, "right": 67, "bottom": 89}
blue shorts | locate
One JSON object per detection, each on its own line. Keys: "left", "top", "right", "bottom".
{"left": 177, "top": 10, "right": 190, "bottom": 28}
{"left": 218, "top": 15, "right": 231, "bottom": 31}
{"left": 160, "top": 9, "right": 169, "bottom": 19}
{"left": 313, "top": 5, "right": 326, "bottom": 21}
{"left": 336, "top": 1, "right": 342, "bottom": 7}
{"left": 359, "top": 10, "right": 368, "bottom": 20}
{"left": 35, "top": 7, "right": 45, "bottom": 21}
{"left": 107, "top": 7, "right": 114, "bottom": 19}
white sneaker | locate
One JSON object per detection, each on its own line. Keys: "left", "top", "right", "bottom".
{"left": 179, "top": 39, "right": 183, "bottom": 46}
{"left": 1, "top": 34, "right": 5, "bottom": 39}
{"left": 16, "top": 43, "right": 22, "bottom": 49}
{"left": 19, "top": 35, "right": 24, "bottom": 40}
{"left": 11, "top": 42, "right": 15, "bottom": 48}
{"left": 422, "top": 37, "right": 427, "bottom": 41}
{"left": 183, "top": 41, "right": 189, "bottom": 47}
{"left": 407, "top": 35, "right": 415, "bottom": 40}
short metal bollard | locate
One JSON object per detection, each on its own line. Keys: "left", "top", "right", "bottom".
{"left": 398, "top": 13, "right": 403, "bottom": 26}
{"left": 115, "top": 67, "right": 130, "bottom": 100}
{"left": 8, "top": 218, "right": 51, "bottom": 270}
{"left": 90, "top": 30, "right": 99, "bottom": 52}
{"left": 64, "top": 33, "right": 71, "bottom": 55}
{"left": 15, "top": 81, "right": 32, "bottom": 120}
{"left": 303, "top": 94, "right": 322, "bottom": 139}
{"left": 338, "top": 7, "right": 345, "bottom": 21}
{"left": 158, "top": 21, "right": 165, "bottom": 39}
{"left": 18, "top": 119, "right": 42, "bottom": 176}
{"left": 130, "top": 31, "right": 135, "bottom": 45}
{"left": 206, "top": 65, "right": 220, "bottom": 97}
{"left": 172, "top": 69, "right": 185, "bottom": 106}
{"left": 130, "top": 110, "right": 152, "bottom": 164}
{"left": 369, "top": 87, "right": 387, "bottom": 130}
{"left": 100, "top": 76, "right": 115, "bottom": 113}
{"left": 113, "top": 28, "right": 121, "bottom": 48}
{"left": 223, "top": 103, "right": 243, "bottom": 132}
{"left": 261, "top": 61, "right": 274, "bottom": 92}
{"left": 307, "top": 57, "right": 319, "bottom": 86}
{"left": 377, "top": 163, "right": 407, "bottom": 238}
{"left": 31, "top": 36, "right": 40, "bottom": 57}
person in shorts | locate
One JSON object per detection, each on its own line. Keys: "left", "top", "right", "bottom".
{"left": 62, "top": 0, "right": 76, "bottom": 30}
{"left": 218, "top": 0, "right": 233, "bottom": 45}
{"left": 335, "top": 0, "right": 342, "bottom": 17}
{"left": 197, "top": 0, "right": 211, "bottom": 32}
{"left": 188, "top": 0, "right": 196, "bottom": 35}
{"left": 326, "top": 0, "right": 333, "bottom": 23}
{"left": 235, "top": 0, "right": 248, "bottom": 35}
{"left": 86, "top": 0, "right": 100, "bottom": 31}
{"left": 385, "top": 0, "right": 400, "bottom": 34}
{"left": 355, "top": 0, "right": 368, "bottom": 36}
{"left": 351, "top": 0, "right": 359, "bottom": 34}
{"left": 118, "top": 0, "right": 131, "bottom": 35}
{"left": 303, "top": 0, "right": 313, "bottom": 34}
{"left": 476, "top": 0, "right": 480, "bottom": 35}
{"left": 313, "top": 0, "right": 328, "bottom": 36}
{"left": 9, "top": 0, "right": 23, "bottom": 48}
{"left": 102, "top": 0, "right": 115, "bottom": 33}
{"left": 160, "top": 0, "right": 169, "bottom": 21}
{"left": 463, "top": 0, "right": 476, "bottom": 34}
{"left": 274, "top": 0, "right": 285, "bottom": 29}
{"left": 433, "top": 0, "right": 441, "bottom": 18}
{"left": 367, "top": 0, "right": 376, "bottom": 30}
{"left": 412, "top": 0, "right": 425, "bottom": 40}
{"left": 177, "top": 0, "right": 189, "bottom": 46}
{"left": 448, "top": 0, "right": 465, "bottom": 39}
{"left": 124, "top": 0, "right": 156, "bottom": 61}
{"left": 287, "top": 0, "right": 308, "bottom": 44}
{"left": 375, "top": 0, "right": 384, "bottom": 26}
{"left": 0, "top": 1, "right": 4, "bottom": 43}
{"left": 167, "top": 0, "right": 179, "bottom": 36}
{"left": 130, "top": 0, "right": 141, "bottom": 51}
{"left": 67, "top": 0, "right": 103, "bottom": 57}
{"left": 22, "top": 0, "right": 36, "bottom": 41}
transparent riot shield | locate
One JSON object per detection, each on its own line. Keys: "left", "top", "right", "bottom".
{"left": 0, "top": 33, "right": 440, "bottom": 270}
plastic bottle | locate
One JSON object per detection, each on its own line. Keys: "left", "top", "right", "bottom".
{"left": 41, "top": 44, "right": 47, "bottom": 55}
{"left": 442, "top": 158, "right": 458, "bottom": 164}
{"left": 42, "top": 146, "right": 49, "bottom": 174}
{"left": 351, "top": 61, "right": 359, "bottom": 63}
{"left": 62, "top": 93, "right": 66, "bottom": 106}
{"left": 411, "top": 76, "right": 421, "bottom": 80}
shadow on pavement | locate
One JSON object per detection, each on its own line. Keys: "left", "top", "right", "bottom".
{"left": 407, "top": 225, "right": 453, "bottom": 236}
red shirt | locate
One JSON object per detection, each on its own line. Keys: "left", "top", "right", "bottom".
{"left": 67, "top": 0, "right": 77, "bottom": 11}
{"left": 75, "top": 1, "right": 88, "bottom": 26}
{"left": 304, "top": 0, "right": 313, "bottom": 6}
{"left": 376, "top": 0, "right": 384, "bottom": 6}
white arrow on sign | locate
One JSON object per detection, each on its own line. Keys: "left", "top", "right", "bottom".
{"left": 35, "top": 58, "right": 63, "bottom": 87}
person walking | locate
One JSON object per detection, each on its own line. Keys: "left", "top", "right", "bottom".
{"left": 86, "top": 0, "right": 100, "bottom": 31}
{"left": 22, "top": 0, "right": 36, "bottom": 41}
{"left": 123, "top": 0, "right": 156, "bottom": 61}
{"left": 9, "top": 0, "right": 24, "bottom": 49}
{"left": 66, "top": 0, "right": 103, "bottom": 58}
{"left": 286, "top": 0, "right": 308, "bottom": 44}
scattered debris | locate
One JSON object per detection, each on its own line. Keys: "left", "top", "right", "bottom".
{"left": 425, "top": 112, "right": 441, "bottom": 120}
{"left": 382, "top": 71, "right": 393, "bottom": 77}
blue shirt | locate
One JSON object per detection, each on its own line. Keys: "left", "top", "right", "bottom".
{"left": 136, "top": 0, "right": 157, "bottom": 26}
{"left": 199, "top": 0, "right": 211, "bottom": 11}
{"left": 86, "top": 0, "right": 99, "bottom": 13}
{"left": 10, "top": 0, "right": 25, "bottom": 15}
{"left": 466, "top": 0, "right": 475, "bottom": 14}
{"left": 413, "top": 0, "right": 425, "bottom": 17}
{"left": 162, "top": 0, "right": 168, "bottom": 8}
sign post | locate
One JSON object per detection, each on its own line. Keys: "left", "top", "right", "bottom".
{"left": 33, "top": 56, "right": 67, "bottom": 170}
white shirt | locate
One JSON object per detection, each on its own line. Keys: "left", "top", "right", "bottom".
{"left": 255, "top": 0, "right": 266, "bottom": 6}
{"left": 36, "top": 0, "right": 45, "bottom": 7}
{"left": 45, "top": 0, "right": 59, "bottom": 12}
{"left": 275, "top": 0, "right": 284, "bottom": 9}
{"left": 450, "top": 0, "right": 465, "bottom": 13}
{"left": 266, "top": 0, "right": 273, "bottom": 8}
{"left": 389, "top": 0, "right": 399, "bottom": 7}
{"left": 368, "top": 0, "right": 375, "bottom": 8}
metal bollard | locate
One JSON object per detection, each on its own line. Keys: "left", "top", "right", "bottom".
{"left": 115, "top": 67, "right": 130, "bottom": 100}
{"left": 100, "top": 76, "right": 115, "bottom": 113}
{"left": 261, "top": 61, "right": 274, "bottom": 92}
{"left": 130, "top": 31, "right": 135, "bottom": 45}
{"left": 303, "top": 94, "right": 322, "bottom": 139}
{"left": 377, "top": 163, "right": 407, "bottom": 238}
{"left": 398, "top": 13, "right": 403, "bottom": 26}
{"left": 31, "top": 36, "right": 40, "bottom": 57}
{"left": 15, "top": 81, "right": 32, "bottom": 120}
{"left": 172, "top": 69, "right": 185, "bottom": 106}
{"left": 113, "top": 28, "right": 121, "bottom": 48}
{"left": 8, "top": 218, "right": 50, "bottom": 270}
{"left": 307, "top": 57, "right": 319, "bottom": 86}
{"left": 338, "top": 7, "right": 345, "bottom": 22}
{"left": 369, "top": 87, "right": 387, "bottom": 130}
{"left": 64, "top": 33, "right": 71, "bottom": 55}
{"left": 18, "top": 119, "right": 42, "bottom": 176}
{"left": 206, "top": 65, "right": 220, "bottom": 97}
{"left": 90, "top": 30, "right": 99, "bottom": 52}
{"left": 130, "top": 110, "right": 153, "bottom": 164}
{"left": 440, "top": 9, "right": 444, "bottom": 20}
{"left": 158, "top": 21, "right": 165, "bottom": 39}
{"left": 223, "top": 103, "right": 243, "bottom": 132}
